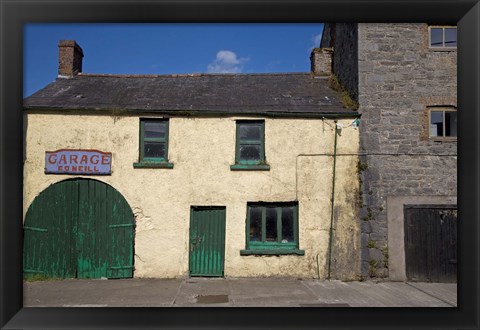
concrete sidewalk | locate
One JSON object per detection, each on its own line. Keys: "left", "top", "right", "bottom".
{"left": 23, "top": 277, "right": 457, "bottom": 307}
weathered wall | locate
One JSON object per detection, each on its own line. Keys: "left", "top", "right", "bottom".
{"left": 24, "top": 113, "right": 361, "bottom": 279}
{"left": 331, "top": 23, "right": 359, "bottom": 101}
{"left": 356, "top": 23, "right": 457, "bottom": 277}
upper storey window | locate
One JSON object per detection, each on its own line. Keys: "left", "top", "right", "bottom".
{"left": 429, "top": 108, "right": 457, "bottom": 140}
{"left": 133, "top": 118, "right": 174, "bottom": 168}
{"left": 230, "top": 120, "right": 270, "bottom": 171}
{"left": 429, "top": 26, "right": 457, "bottom": 50}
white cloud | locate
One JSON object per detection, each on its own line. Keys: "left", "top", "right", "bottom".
{"left": 207, "top": 50, "right": 248, "bottom": 73}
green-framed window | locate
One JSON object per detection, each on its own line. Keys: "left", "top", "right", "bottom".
{"left": 134, "top": 118, "right": 173, "bottom": 168}
{"left": 231, "top": 120, "right": 269, "bottom": 171}
{"left": 240, "top": 202, "right": 304, "bottom": 255}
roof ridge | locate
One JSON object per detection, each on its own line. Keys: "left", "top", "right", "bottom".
{"left": 78, "top": 72, "right": 311, "bottom": 78}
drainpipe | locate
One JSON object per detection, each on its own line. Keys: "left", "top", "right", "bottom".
{"left": 327, "top": 121, "right": 339, "bottom": 280}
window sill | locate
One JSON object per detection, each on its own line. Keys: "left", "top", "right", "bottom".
{"left": 133, "top": 162, "right": 174, "bottom": 169}
{"left": 240, "top": 249, "right": 304, "bottom": 256}
{"left": 230, "top": 164, "right": 270, "bottom": 171}
{"left": 429, "top": 137, "right": 457, "bottom": 142}
{"left": 428, "top": 47, "right": 457, "bottom": 52}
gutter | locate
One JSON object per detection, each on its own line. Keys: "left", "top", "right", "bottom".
{"left": 124, "top": 109, "right": 360, "bottom": 119}
{"left": 23, "top": 106, "right": 360, "bottom": 119}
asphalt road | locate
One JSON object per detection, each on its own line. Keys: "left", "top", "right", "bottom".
{"left": 23, "top": 277, "right": 457, "bottom": 307}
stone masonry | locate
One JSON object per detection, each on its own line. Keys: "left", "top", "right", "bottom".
{"left": 322, "top": 23, "right": 457, "bottom": 278}
{"left": 321, "top": 23, "right": 359, "bottom": 101}
{"left": 310, "top": 47, "right": 333, "bottom": 75}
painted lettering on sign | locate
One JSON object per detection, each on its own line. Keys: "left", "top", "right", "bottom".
{"left": 45, "top": 149, "right": 112, "bottom": 175}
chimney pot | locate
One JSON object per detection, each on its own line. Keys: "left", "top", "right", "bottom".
{"left": 311, "top": 47, "right": 333, "bottom": 75}
{"left": 58, "top": 40, "right": 83, "bottom": 78}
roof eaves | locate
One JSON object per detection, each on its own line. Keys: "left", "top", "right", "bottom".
{"left": 23, "top": 105, "right": 359, "bottom": 118}
{"left": 124, "top": 108, "right": 360, "bottom": 119}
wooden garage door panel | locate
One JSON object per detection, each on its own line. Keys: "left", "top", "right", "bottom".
{"left": 107, "top": 187, "right": 134, "bottom": 279}
{"left": 77, "top": 179, "right": 107, "bottom": 278}
{"left": 23, "top": 180, "right": 77, "bottom": 279}
{"left": 404, "top": 206, "right": 457, "bottom": 283}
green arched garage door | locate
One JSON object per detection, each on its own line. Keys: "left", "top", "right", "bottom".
{"left": 23, "top": 179, "right": 134, "bottom": 279}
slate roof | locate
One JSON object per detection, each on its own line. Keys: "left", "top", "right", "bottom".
{"left": 24, "top": 72, "right": 357, "bottom": 117}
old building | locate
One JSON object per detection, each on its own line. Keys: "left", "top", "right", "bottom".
{"left": 320, "top": 23, "right": 457, "bottom": 282}
{"left": 23, "top": 40, "right": 362, "bottom": 280}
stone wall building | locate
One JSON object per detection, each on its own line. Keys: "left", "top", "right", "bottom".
{"left": 22, "top": 40, "right": 362, "bottom": 280}
{"left": 321, "top": 23, "right": 457, "bottom": 281}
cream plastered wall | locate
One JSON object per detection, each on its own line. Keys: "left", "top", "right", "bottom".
{"left": 24, "top": 112, "right": 361, "bottom": 279}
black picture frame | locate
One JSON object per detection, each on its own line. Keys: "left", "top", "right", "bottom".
{"left": 1, "top": 0, "right": 479, "bottom": 329}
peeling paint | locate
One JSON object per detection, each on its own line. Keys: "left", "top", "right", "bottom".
{"left": 132, "top": 207, "right": 154, "bottom": 232}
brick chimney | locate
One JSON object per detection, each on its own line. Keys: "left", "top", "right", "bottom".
{"left": 310, "top": 47, "right": 333, "bottom": 75}
{"left": 58, "top": 40, "right": 83, "bottom": 78}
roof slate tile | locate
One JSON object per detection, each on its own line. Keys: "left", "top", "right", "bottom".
{"left": 24, "top": 73, "right": 356, "bottom": 117}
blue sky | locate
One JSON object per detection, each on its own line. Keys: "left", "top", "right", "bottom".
{"left": 24, "top": 23, "right": 324, "bottom": 97}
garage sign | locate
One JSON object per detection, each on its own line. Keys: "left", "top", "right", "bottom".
{"left": 45, "top": 149, "right": 112, "bottom": 175}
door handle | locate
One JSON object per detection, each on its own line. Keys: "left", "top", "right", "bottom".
{"left": 190, "top": 237, "right": 203, "bottom": 249}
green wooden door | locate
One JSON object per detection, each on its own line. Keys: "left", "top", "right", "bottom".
{"left": 23, "top": 179, "right": 134, "bottom": 279}
{"left": 189, "top": 207, "right": 226, "bottom": 277}
{"left": 23, "top": 180, "right": 78, "bottom": 279}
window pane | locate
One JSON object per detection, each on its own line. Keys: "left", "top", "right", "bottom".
{"left": 281, "top": 207, "right": 294, "bottom": 242}
{"left": 249, "top": 207, "right": 262, "bottom": 242}
{"left": 430, "top": 111, "right": 443, "bottom": 137}
{"left": 144, "top": 142, "right": 165, "bottom": 158}
{"left": 444, "top": 28, "right": 457, "bottom": 47}
{"left": 144, "top": 121, "right": 166, "bottom": 139}
{"left": 240, "top": 124, "right": 261, "bottom": 141}
{"left": 240, "top": 145, "right": 261, "bottom": 161}
{"left": 430, "top": 28, "right": 443, "bottom": 47}
{"left": 265, "top": 207, "right": 277, "bottom": 242}
{"left": 445, "top": 111, "right": 457, "bottom": 137}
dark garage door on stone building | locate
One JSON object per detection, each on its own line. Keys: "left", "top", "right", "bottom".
{"left": 404, "top": 205, "right": 457, "bottom": 283}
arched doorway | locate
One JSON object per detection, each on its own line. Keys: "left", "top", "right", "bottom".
{"left": 23, "top": 178, "right": 134, "bottom": 279}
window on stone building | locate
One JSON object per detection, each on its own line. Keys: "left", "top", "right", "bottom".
{"left": 429, "top": 26, "right": 457, "bottom": 49}
{"left": 230, "top": 120, "right": 270, "bottom": 170}
{"left": 240, "top": 202, "right": 304, "bottom": 255}
{"left": 429, "top": 108, "right": 457, "bottom": 139}
{"left": 134, "top": 118, "right": 173, "bottom": 168}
